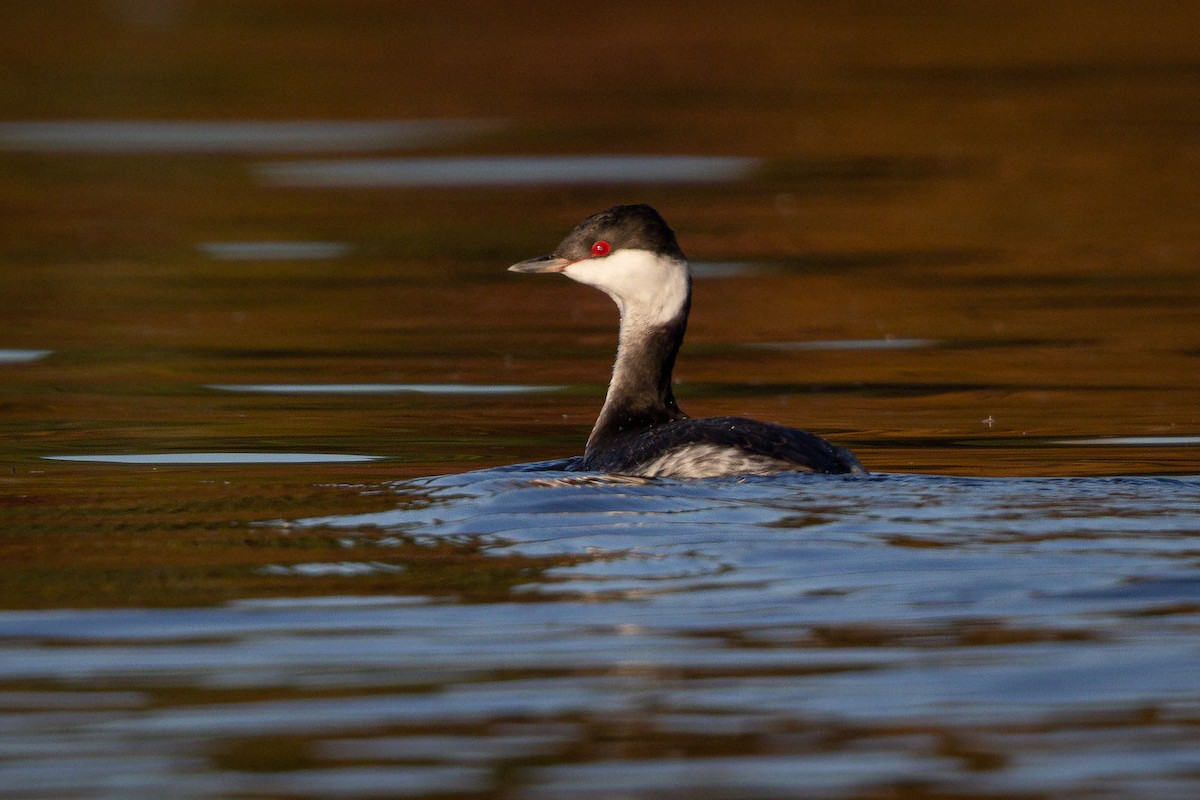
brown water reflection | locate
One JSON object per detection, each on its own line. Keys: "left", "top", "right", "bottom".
{"left": 0, "top": 0, "right": 1195, "bottom": 597}
{"left": 2, "top": 4, "right": 1197, "bottom": 476}
{"left": 1, "top": 2, "right": 1199, "bottom": 798}
{"left": 0, "top": 0, "right": 1196, "bottom": 586}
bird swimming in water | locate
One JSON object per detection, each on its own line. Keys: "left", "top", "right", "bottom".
{"left": 509, "top": 204, "right": 865, "bottom": 478}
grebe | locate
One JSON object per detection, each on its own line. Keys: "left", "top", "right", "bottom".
{"left": 509, "top": 204, "right": 865, "bottom": 478}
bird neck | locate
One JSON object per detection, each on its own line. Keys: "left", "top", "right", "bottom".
{"left": 586, "top": 295, "right": 690, "bottom": 453}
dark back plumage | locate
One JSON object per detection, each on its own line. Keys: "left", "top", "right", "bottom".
{"left": 582, "top": 416, "right": 864, "bottom": 475}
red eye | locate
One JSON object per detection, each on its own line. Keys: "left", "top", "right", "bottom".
{"left": 591, "top": 240, "right": 611, "bottom": 257}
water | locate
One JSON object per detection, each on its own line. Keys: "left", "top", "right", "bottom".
{"left": 206, "top": 384, "right": 565, "bottom": 395}
{"left": 197, "top": 242, "right": 353, "bottom": 261}
{"left": 3, "top": 2, "right": 1200, "bottom": 798}
{"left": 0, "top": 120, "right": 500, "bottom": 154}
{"left": 41, "top": 453, "right": 383, "bottom": 465}
{"left": 255, "top": 156, "right": 761, "bottom": 188}
{"left": 0, "top": 350, "right": 53, "bottom": 364}
{"left": 2, "top": 469, "right": 1199, "bottom": 797}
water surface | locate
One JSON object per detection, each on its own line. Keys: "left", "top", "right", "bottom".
{"left": 0, "top": 119, "right": 499, "bottom": 154}
{"left": 2, "top": 468, "right": 1199, "bottom": 798}
{"left": 42, "top": 453, "right": 382, "bottom": 465}
{"left": 255, "top": 155, "right": 761, "bottom": 188}
{"left": 2, "top": 2, "right": 1199, "bottom": 799}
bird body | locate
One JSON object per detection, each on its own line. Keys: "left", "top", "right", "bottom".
{"left": 510, "top": 204, "right": 864, "bottom": 478}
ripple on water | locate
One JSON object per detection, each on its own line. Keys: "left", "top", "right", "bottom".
{"left": 206, "top": 383, "right": 563, "bottom": 395}
{"left": 42, "top": 453, "right": 382, "bottom": 464}
{"left": 2, "top": 470, "right": 1199, "bottom": 798}
{"left": 197, "top": 241, "right": 352, "bottom": 260}
{"left": 519, "top": 752, "right": 957, "bottom": 800}
{"left": 1054, "top": 436, "right": 1200, "bottom": 447}
{"left": 0, "top": 119, "right": 501, "bottom": 153}
{"left": 316, "top": 732, "right": 575, "bottom": 763}
{"left": 260, "top": 562, "right": 405, "bottom": 577}
{"left": 689, "top": 262, "right": 769, "bottom": 278}
{"left": 255, "top": 155, "right": 760, "bottom": 188}
{"left": 750, "top": 338, "right": 939, "bottom": 351}
{"left": 0, "top": 349, "right": 52, "bottom": 363}
{"left": 299, "top": 470, "right": 1200, "bottom": 612}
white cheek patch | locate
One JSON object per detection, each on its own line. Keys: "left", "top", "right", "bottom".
{"left": 563, "top": 249, "right": 689, "bottom": 328}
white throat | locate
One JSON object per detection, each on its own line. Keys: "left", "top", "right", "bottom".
{"left": 562, "top": 248, "right": 690, "bottom": 330}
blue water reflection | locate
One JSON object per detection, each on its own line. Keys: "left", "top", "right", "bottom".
{"left": 206, "top": 384, "right": 563, "bottom": 395}
{"left": 42, "top": 453, "right": 382, "bottom": 464}
{"left": 255, "top": 155, "right": 760, "bottom": 188}
{"left": 2, "top": 469, "right": 1197, "bottom": 797}
{"left": 198, "top": 241, "right": 352, "bottom": 260}
{"left": 0, "top": 120, "right": 500, "bottom": 154}
{"left": 0, "top": 349, "right": 52, "bottom": 364}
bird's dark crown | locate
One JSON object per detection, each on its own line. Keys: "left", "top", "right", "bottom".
{"left": 552, "top": 204, "right": 686, "bottom": 262}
